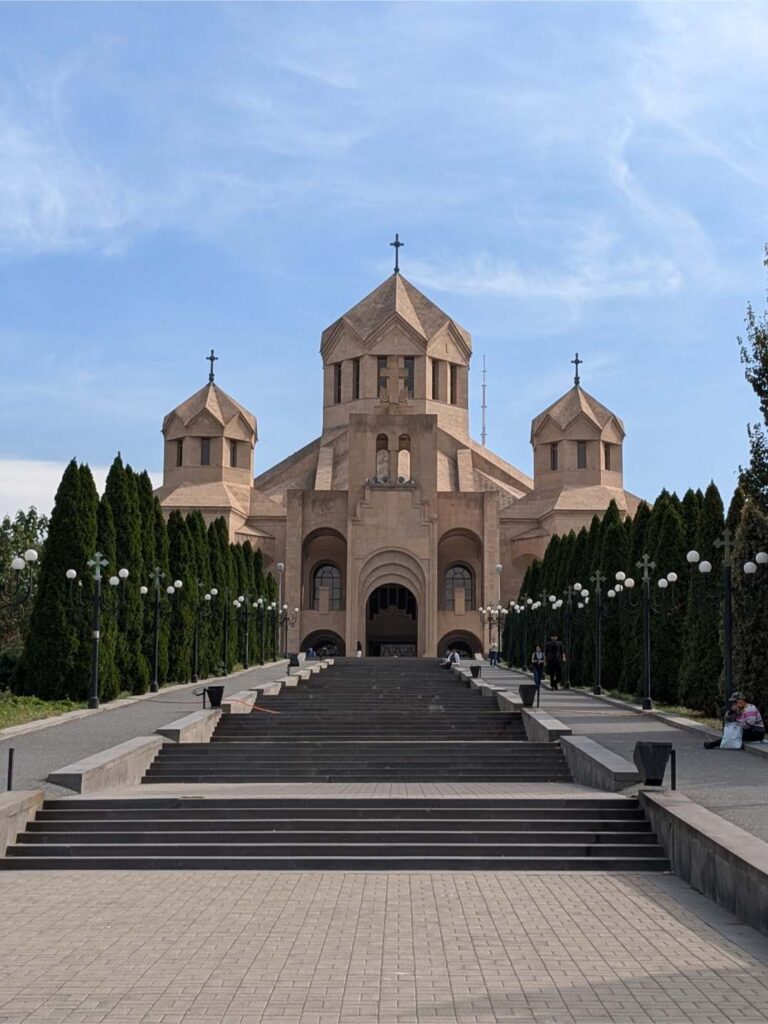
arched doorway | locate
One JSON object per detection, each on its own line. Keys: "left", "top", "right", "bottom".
{"left": 437, "top": 631, "right": 483, "bottom": 659}
{"left": 366, "top": 584, "right": 418, "bottom": 657}
{"left": 301, "top": 631, "right": 346, "bottom": 657}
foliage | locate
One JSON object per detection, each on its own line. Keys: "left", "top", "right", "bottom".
{"left": 0, "top": 690, "right": 86, "bottom": 730}
{"left": 738, "top": 246, "right": 768, "bottom": 511}
{"left": 0, "top": 507, "right": 49, "bottom": 655}
{"left": 732, "top": 499, "right": 768, "bottom": 711}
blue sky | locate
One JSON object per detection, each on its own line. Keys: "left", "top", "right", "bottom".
{"left": 1, "top": 1, "right": 767, "bottom": 517}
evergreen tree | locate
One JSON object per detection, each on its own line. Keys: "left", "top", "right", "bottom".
{"left": 104, "top": 457, "right": 149, "bottom": 693}
{"left": 678, "top": 482, "right": 724, "bottom": 712}
{"left": 0, "top": 507, "right": 49, "bottom": 661}
{"left": 567, "top": 528, "right": 590, "bottom": 684}
{"left": 620, "top": 501, "right": 652, "bottom": 694}
{"left": 136, "top": 471, "right": 159, "bottom": 687}
{"left": 231, "top": 543, "right": 248, "bottom": 665}
{"left": 253, "top": 547, "right": 265, "bottom": 663}
{"left": 16, "top": 460, "right": 98, "bottom": 700}
{"left": 726, "top": 486, "right": 746, "bottom": 533}
{"left": 95, "top": 494, "right": 120, "bottom": 702}
{"left": 732, "top": 499, "right": 768, "bottom": 710}
{"left": 153, "top": 499, "right": 171, "bottom": 685}
{"left": 599, "top": 501, "right": 629, "bottom": 688}
{"left": 576, "top": 516, "right": 602, "bottom": 687}
{"left": 167, "top": 511, "right": 195, "bottom": 681}
{"left": 737, "top": 245, "right": 768, "bottom": 511}
{"left": 187, "top": 511, "right": 213, "bottom": 678}
{"left": 648, "top": 500, "right": 686, "bottom": 704}
{"left": 680, "top": 488, "right": 702, "bottom": 551}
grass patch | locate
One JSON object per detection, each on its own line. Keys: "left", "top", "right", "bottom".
{"left": 0, "top": 691, "right": 87, "bottom": 730}
{"left": 571, "top": 685, "right": 721, "bottom": 730}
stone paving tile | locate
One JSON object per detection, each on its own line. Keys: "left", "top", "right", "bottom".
{"left": 1, "top": 872, "right": 768, "bottom": 1023}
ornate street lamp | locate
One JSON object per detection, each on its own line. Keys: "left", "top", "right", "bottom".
{"left": 1, "top": 548, "right": 39, "bottom": 607}
{"left": 65, "top": 553, "right": 129, "bottom": 709}
{"left": 254, "top": 596, "right": 266, "bottom": 664}
{"left": 192, "top": 584, "right": 216, "bottom": 684}
{"left": 277, "top": 604, "right": 299, "bottom": 659}
{"left": 688, "top": 534, "right": 767, "bottom": 705}
{"left": 140, "top": 569, "right": 182, "bottom": 692}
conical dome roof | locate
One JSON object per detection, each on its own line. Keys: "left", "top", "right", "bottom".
{"left": 163, "top": 382, "right": 256, "bottom": 436}
{"left": 531, "top": 385, "right": 623, "bottom": 441}
{"left": 321, "top": 273, "right": 471, "bottom": 350}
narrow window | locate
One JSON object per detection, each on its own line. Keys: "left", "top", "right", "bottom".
{"left": 403, "top": 356, "right": 415, "bottom": 398}
{"left": 375, "top": 433, "right": 389, "bottom": 479}
{"left": 432, "top": 359, "right": 440, "bottom": 400}
{"left": 176, "top": 439, "right": 183, "bottom": 467}
{"left": 312, "top": 564, "right": 342, "bottom": 611}
{"left": 397, "top": 435, "right": 411, "bottom": 481}
{"left": 230, "top": 440, "right": 238, "bottom": 468}
{"left": 201, "top": 437, "right": 211, "bottom": 466}
{"left": 550, "top": 443, "right": 558, "bottom": 471}
{"left": 577, "top": 440, "right": 587, "bottom": 469}
{"left": 333, "top": 364, "right": 342, "bottom": 404}
{"left": 352, "top": 358, "right": 360, "bottom": 400}
{"left": 377, "top": 356, "right": 388, "bottom": 395}
{"left": 604, "top": 442, "right": 611, "bottom": 471}
{"left": 449, "top": 364, "right": 458, "bottom": 405}
{"left": 445, "top": 565, "right": 473, "bottom": 610}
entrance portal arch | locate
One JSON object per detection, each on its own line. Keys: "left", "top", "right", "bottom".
{"left": 358, "top": 548, "right": 427, "bottom": 656}
{"left": 366, "top": 584, "right": 417, "bottom": 657}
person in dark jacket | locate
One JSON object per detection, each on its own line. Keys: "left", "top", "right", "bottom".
{"left": 544, "top": 633, "right": 565, "bottom": 690}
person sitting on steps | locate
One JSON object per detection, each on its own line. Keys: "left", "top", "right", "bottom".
{"left": 544, "top": 633, "right": 566, "bottom": 690}
{"left": 704, "top": 691, "right": 765, "bottom": 748}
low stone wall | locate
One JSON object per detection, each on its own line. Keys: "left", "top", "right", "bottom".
{"left": 0, "top": 790, "right": 44, "bottom": 856}
{"left": 496, "top": 692, "right": 523, "bottom": 712}
{"left": 48, "top": 736, "right": 165, "bottom": 793}
{"left": 522, "top": 710, "right": 573, "bottom": 743}
{"left": 156, "top": 709, "right": 221, "bottom": 743}
{"left": 640, "top": 790, "right": 768, "bottom": 936}
{"left": 221, "top": 690, "right": 263, "bottom": 713}
{"left": 560, "top": 735, "right": 640, "bottom": 792}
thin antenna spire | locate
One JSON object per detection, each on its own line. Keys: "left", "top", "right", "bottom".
{"left": 481, "top": 354, "right": 488, "bottom": 447}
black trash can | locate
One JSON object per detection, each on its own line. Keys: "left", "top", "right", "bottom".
{"left": 205, "top": 685, "right": 225, "bottom": 709}
{"left": 519, "top": 683, "right": 537, "bottom": 708}
{"left": 470, "top": 664, "right": 482, "bottom": 679}
{"left": 633, "top": 741, "right": 672, "bottom": 785}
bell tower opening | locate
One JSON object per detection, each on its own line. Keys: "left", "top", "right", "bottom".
{"left": 366, "top": 584, "right": 418, "bottom": 657}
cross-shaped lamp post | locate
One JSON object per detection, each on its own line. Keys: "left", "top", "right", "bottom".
{"left": 65, "top": 553, "right": 129, "bottom": 709}
{"left": 589, "top": 570, "right": 607, "bottom": 695}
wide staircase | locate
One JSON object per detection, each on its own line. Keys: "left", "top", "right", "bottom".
{"left": 1, "top": 659, "right": 670, "bottom": 870}
{"left": 144, "top": 657, "right": 569, "bottom": 783}
{"left": 0, "top": 797, "right": 668, "bottom": 870}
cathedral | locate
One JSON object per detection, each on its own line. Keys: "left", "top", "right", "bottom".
{"left": 155, "top": 266, "right": 640, "bottom": 657}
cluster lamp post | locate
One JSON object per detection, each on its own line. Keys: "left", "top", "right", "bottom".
{"left": 192, "top": 584, "right": 217, "bottom": 684}
{"left": 65, "top": 553, "right": 129, "bottom": 709}
{"left": 139, "top": 568, "right": 183, "bottom": 692}
{"left": 479, "top": 604, "right": 508, "bottom": 654}
{"left": 278, "top": 604, "right": 299, "bottom": 659}
{"left": 687, "top": 531, "right": 768, "bottom": 705}
{"left": 1, "top": 548, "right": 39, "bottom": 607}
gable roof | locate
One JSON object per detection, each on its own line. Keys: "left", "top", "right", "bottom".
{"left": 321, "top": 274, "right": 471, "bottom": 350}
{"left": 531, "top": 385, "right": 623, "bottom": 440}
{"left": 163, "top": 383, "right": 256, "bottom": 436}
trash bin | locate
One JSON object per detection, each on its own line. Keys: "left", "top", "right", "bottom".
{"left": 633, "top": 741, "right": 672, "bottom": 786}
{"left": 518, "top": 683, "right": 537, "bottom": 708}
{"left": 470, "top": 664, "right": 482, "bottom": 679}
{"left": 205, "top": 685, "right": 225, "bottom": 709}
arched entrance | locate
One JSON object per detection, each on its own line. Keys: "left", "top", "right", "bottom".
{"left": 366, "top": 584, "right": 418, "bottom": 657}
{"left": 437, "top": 631, "right": 483, "bottom": 658}
{"left": 301, "top": 631, "right": 346, "bottom": 657}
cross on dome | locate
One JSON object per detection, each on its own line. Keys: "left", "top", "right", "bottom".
{"left": 207, "top": 349, "right": 218, "bottom": 384}
{"left": 389, "top": 233, "right": 404, "bottom": 275}
{"left": 571, "top": 352, "right": 583, "bottom": 387}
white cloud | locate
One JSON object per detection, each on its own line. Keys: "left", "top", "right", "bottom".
{"left": 0, "top": 460, "right": 161, "bottom": 519}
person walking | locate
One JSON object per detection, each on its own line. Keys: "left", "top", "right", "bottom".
{"left": 488, "top": 641, "right": 499, "bottom": 667}
{"left": 530, "top": 644, "right": 545, "bottom": 688}
{"left": 544, "top": 633, "right": 565, "bottom": 690}
{"left": 356, "top": 641, "right": 363, "bottom": 659}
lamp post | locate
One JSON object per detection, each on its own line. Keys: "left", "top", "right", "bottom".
{"left": 479, "top": 604, "right": 508, "bottom": 659}
{"left": 139, "top": 569, "right": 183, "bottom": 692}
{"left": 234, "top": 594, "right": 252, "bottom": 669}
{"left": 192, "top": 585, "right": 216, "bottom": 684}
{"left": 561, "top": 584, "right": 581, "bottom": 688}
{"left": 687, "top": 534, "right": 768, "bottom": 705}
{"left": 589, "top": 570, "right": 607, "bottom": 695}
{"left": 254, "top": 596, "right": 265, "bottom": 664}
{"left": 1, "top": 548, "right": 39, "bottom": 607}
{"left": 277, "top": 604, "right": 299, "bottom": 659}
{"left": 65, "top": 553, "right": 129, "bottom": 709}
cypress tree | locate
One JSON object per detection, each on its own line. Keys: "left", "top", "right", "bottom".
{"left": 680, "top": 488, "right": 702, "bottom": 551}
{"left": 737, "top": 246, "right": 768, "bottom": 512}
{"left": 726, "top": 486, "right": 746, "bottom": 533}
{"left": 187, "top": 512, "right": 213, "bottom": 678}
{"left": 648, "top": 500, "right": 686, "bottom": 704}
{"left": 732, "top": 500, "right": 768, "bottom": 710}
{"left": 620, "top": 501, "right": 652, "bottom": 694}
{"left": 231, "top": 543, "right": 247, "bottom": 666}
{"left": 16, "top": 460, "right": 97, "bottom": 699}
{"left": 567, "top": 528, "right": 590, "bottom": 684}
{"left": 253, "top": 547, "right": 265, "bottom": 663}
{"left": 577, "top": 515, "right": 602, "bottom": 687}
{"left": 167, "top": 511, "right": 195, "bottom": 681}
{"left": 599, "top": 501, "right": 629, "bottom": 689}
{"left": 678, "top": 482, "right": 724, "bottom": 713}
{"left": 136, "top": 471, "right": 158, "bottom": 687}
{"left": 153, "top": 499, "right": 171, "bottom": 685}
{"left": 207, "top": 520, "right": 227, "bottom": 675}
{"left": 265, "top": 571, "right": 278, "bottom": 660}
{"left": 104, "top": 457, "right": 149, "bottom": 693}
{"left": 95, "top": 494, "right": 120, "bottom": 703}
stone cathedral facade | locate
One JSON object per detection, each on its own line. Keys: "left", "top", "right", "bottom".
{"left": 155, "top": 272, "right": 640, "bottom": 657}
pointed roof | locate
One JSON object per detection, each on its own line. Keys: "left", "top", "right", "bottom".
{"left": 531, "top": 385, "right": 623, "bottom": 440}
{"left": 163, "top": 383, "right": 256, "bottom": 436}
{"left": 321, "top": 274, "right": 471, "bottom": 349}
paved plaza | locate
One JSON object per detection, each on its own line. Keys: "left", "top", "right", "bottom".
{"left": 1, "top": 870, "right": 768, "bottom": 1024}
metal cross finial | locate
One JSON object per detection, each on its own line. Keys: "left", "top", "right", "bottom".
{"left": 590, "top": 569, "right": 606, "bottom": 595}
{"left": 572, "top": 352, "right": 583, "bottom": 387}
{"left": 207, "top": 349, "right": 218, "bottom": 384}
{"left": 87, "top": 552, "right": 109, "bottom": 582}
{"left": 390, "top": 233, "right": 404, "bottom": 275}
{"left": 636, "top": 553, "right": 656, "bottom": 583}
{"left": 713, "top": 526, "right": 734, "bottom": 568}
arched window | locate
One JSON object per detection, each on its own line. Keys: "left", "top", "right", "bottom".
{"left": 312, "top": 564, "right": 342, "bottom": 611}
{"left": 375, "top": 434, "right": 389, "bottom": 480}
{"left": 397, "top": 434, "right": 411, "bottom": 481}
{"left": 445, "top": 564, "right": 473, "bottom": 610}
